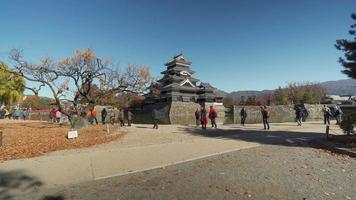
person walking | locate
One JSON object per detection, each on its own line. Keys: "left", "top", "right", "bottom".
{"left": 4, "top": 108, "right": 10, "bottom": 119}
{"left": 90, "top": 107, "right": 98, "bottom": 125}
{"left": 109, "top": 110, "right": 116, "bottom": 125}
{"left": 334, "top": 105, "right": 343, "bottom": 125}
{"left": 22, "top": 108, "right": 29, "bottom": 120}
{"left": 195, "top": 108, "right": 201, "bottom": 127}
{"left": 261, "top": 106, "right": 270, "bottom": 130}
{"left": 295, "top": 106, "right": 303, "bottom": 126}
{"left": 322, "top": 105, "right": 331, "bottom": 125}
{"left": 55, "top": 109, "right": 61, "bottom": 123}
{"left": 127, "top": 110, "right": 133, "bottom": 127}
{"left": 152, "top": 109, "right": 159, "bottom": 129}
{"left": 119, "top": 109, "right": 125, "bottom": 127}
{"left": 240, "top": 107, "right": 247, "bottom": 126}
{"left": 101, "top": 108, "right": 107, "bottom": 125}
{"left": 200, "top": 107, "right": 207, "bottom": 130}
{"left": 208, "top": 106, "right": 217, "bottom": 128}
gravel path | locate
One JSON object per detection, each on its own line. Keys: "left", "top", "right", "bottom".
{"left": 15, "top": 144, "right": 355, "bottom": 200}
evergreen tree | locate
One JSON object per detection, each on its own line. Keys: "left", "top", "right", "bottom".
{"left": 335, "top": 13, "right": 356, "bottom": 79}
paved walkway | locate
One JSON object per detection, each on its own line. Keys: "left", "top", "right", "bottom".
{"left": 0, "top": 122, "right": 343, "bottom": 195}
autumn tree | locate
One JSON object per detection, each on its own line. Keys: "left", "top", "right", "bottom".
{"left": 335, "top": 13, "right": 356, "bottom": 79}
{"left": 222, "top": 96, "right": 238, "bottom": 106}
{"left": 0, "top": 62, "right": 25, "bottom": 105}
{"left": 8, "top": 49, "right": 152, "bottom": 126}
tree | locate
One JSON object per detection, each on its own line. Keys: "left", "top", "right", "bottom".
{"left": 274, "top": 87, "right": 288, "bottom": 105}
{"left": 0, "top": 62, "right": 25, "bottom": 105}
{"left": 8, "top": 49, "right": 152, "bottom": 127}
{"left": 335, "top": 13, "right": 356, "bottom": 79}
{"left": 222, "top": 96, "right": 237, "bottom": 106}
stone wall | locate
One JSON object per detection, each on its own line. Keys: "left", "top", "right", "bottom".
{"left": 169, "top": 102, "right": 200, "bottom": 125}
{"left": 204, "top": 102, "right": 226, "bottom": 125}
{"left": 131, "top": 101, "right": 226, "bottom": 125}
{"left": 233, "top": 104, "right": 325, "bottom": 124}
{"left": 132, "top": 102, "right": 171, "bottom": 124}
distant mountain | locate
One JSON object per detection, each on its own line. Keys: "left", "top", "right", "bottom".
{"left": 218, "top": 79, "right": 356, "bottom": 100}
{"left": 319, "top": 79, "right": 356, "bottom": 96}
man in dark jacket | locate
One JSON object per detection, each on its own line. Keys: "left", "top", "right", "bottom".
{"left": 101, "top": 108, "right": 107, "bottom": 125}
{"left": 240, "top": 107, "right": 247, "bottom": 126}
{"left": 119, "top": 109, "right": 125, "bottom": 127}
{"left": 127, "top": 110, "right": 133, "bottom": 127}
{"left": 152, "top": 109, "right": 159, "bottom": 129}
{"left": 261, "top": 106, "right": 270, "bottom": 130}
{"left": 195, "top": 108, "right": 201, "bottom": 127}
{"left": 295, "top": 107, "right": 303, "bottom": 126}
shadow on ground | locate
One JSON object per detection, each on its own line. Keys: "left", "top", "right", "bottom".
{"left": 0, "top": 170, "right": 64, "bottom": 200}
{"left": 178, "top": 126, "right": 355, "bottom": 157}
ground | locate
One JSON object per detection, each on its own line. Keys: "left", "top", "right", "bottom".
{"left": 0, "top": 120, "right": 125, "bottom": 161}
{"left": 0, "top": 121, "right": 355, "bottom": 200}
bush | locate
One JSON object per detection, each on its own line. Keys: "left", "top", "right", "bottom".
{"left": 339, "top": 112, "right": 356, "bottom": 135}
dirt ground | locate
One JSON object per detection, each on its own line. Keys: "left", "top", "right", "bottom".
{"left": 0, "top": 120, "right": 126, "bottom": 162}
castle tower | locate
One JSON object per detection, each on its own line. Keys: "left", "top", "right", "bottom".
{"left": 157, "top": 54, "right": 215, "bottom": 102}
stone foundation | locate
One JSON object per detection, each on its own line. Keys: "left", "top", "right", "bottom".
{"left": 233, "top": 104, "right": 325, "bottom": 124}
{"left": 132, "top": 101, "right": 226, "bottom": 125}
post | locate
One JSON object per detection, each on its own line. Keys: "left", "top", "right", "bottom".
{"left": 0, "top": 130, "right": 2, "bottom": 146}
{"left": 106, "top": 124, "right": 110, "bottom": 134}
{"left": 325, "top": 125, "right": 330, "bottom": 140}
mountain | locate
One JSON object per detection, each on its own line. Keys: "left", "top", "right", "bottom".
{"left": 220, "top": 79, "right": 356, "bottom": 100}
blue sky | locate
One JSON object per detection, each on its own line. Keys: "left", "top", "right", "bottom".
{"left": 0, "top": 0, "right": 355, "bottom": 97}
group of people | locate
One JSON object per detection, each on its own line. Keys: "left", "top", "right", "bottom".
{"left": 0, "top": 106, "right": 30, "bottom": 120}
{"left": 322, "top": 104, "right": 343, "bottom": 125}
{"left": 238, "top": 104, "right": 344, "bottom": 129}
{"left": 194, "top": 106, "right": 218, "bottom": 130}
{"left": 239, "top": 106, "right": 270, "bottom": 129}
{"left": 88, "top": 107, "right": 134, "bottom": 127}
{"left": 49, "top": 108, "right": 62, "bottom": 123}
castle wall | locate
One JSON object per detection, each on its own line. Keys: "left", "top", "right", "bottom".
{"left": 131, "top": 101, "right": 226, "bottom": 125}
{"left": 232, "top": 104, "right": 325, "bottom": 124}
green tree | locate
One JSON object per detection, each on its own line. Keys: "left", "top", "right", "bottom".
{"left": 0, "top": 63, "right": 25, "bottom": 105}
{"left": 274, "top": 87, "right": 288, "bottom": 105}
{"left": 335, "top": 13, "right": 356, "bottom": 79}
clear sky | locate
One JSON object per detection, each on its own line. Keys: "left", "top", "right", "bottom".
{"left": 0, "top": 0, "right": 355, "bottom": 97}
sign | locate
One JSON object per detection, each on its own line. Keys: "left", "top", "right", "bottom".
{"left": 67, "top": 130, "right": 78, "bottom": 139}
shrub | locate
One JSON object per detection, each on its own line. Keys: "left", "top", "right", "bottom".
{"left": 339, "top": 112, "right": 356, "bottom": 135}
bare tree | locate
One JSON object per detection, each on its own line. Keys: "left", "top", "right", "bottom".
{"left": 9, "top": 49, "right": 152, "bottom": 127}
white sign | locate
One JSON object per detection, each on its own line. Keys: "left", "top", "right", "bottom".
{"left": 67, "top": 130, "right": 78, "bottom": 139}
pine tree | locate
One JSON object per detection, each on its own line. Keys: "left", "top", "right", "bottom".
{"left": 335, "top": 13, "right": 356, "bottom": 79}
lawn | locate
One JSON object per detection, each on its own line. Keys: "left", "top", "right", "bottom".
{"left": 0, "top": 120, "right": 126, "bottom": 162}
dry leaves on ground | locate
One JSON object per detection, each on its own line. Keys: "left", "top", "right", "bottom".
{"left": 0, "top": 121, "right": 126, "bottom": 161}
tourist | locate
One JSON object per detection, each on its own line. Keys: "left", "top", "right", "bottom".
{"left": 195, "top": 108, "right": 201, "bottom": 127}
{"left": 261, "top": 106, "right": 270, "bottom": 130}
{"left": 334, "top": 105, "right": 343, "bottom": 125}
{"left": 4, "top": 108, "right": 10, "bottom": 119}
{"left": 109, "top": 110, "right": 116, "bottom": 125}
{"left": 200, "top": 107, "right": 207, "bottom": 130}
{"left": 90, "top": 107, "right": 98, "bottom": 125}
{"left": 152, "top": 109, "right": 159, "bottom": 129}
{"left": 127, "top": 110, "right": 133, "bottom": 127}
{"left": 240, "top": 107, "right": 247, "bottom": 126}
{"left": 22, "top": 108, "right": 29, "bottom": 120}
{"left": 295, "top": 106, "right": 303, "bottom": 126}
{"left": 55, "top": 109, "right": 61, "bottom": 123}
{"left": 50, "top": 108, "right": 57, "bottom": 123}
{"left": 208, "top": 106, "right": 217, "bottom": 128}
{"left": 322, "top": 105, "right": 331, "bottom": 125}
{"left": 119, "top": 109, "right": 125, "bottom": 127}
{"left": 101, "top": 108, "right": 107, "bottom": 125}
{"left": 13, "top": 107, "right": 21, "bottom": 120}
